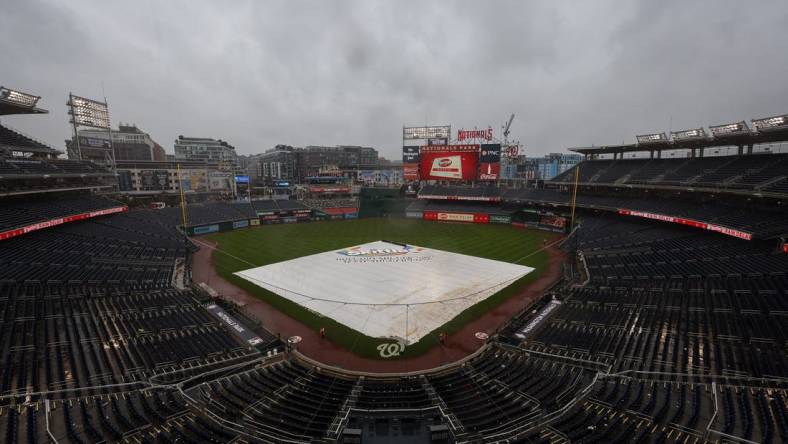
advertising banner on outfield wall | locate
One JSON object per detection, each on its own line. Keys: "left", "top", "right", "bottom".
{"left": 423, "top": 211, "right": 489, "bottom": 224}
{"left": 192, "top": 224, "right": 220, "bottom": 235}
{"left": 490, "top": 215, "right": 512, "bottom": 224}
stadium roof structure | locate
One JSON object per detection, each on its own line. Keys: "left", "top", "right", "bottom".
{"left": 0, "top": 86, "right": 48, "bottom": 115}
{"left": 570, "top": 113, "right": 788, "bottom": 156}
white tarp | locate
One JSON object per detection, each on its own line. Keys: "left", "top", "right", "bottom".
{"left": 235, "top": 240, "right": 533, "bottom": 343}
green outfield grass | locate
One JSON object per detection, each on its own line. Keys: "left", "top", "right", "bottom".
{"left": 207, "top": 218, "right": 558, "bottom": 359}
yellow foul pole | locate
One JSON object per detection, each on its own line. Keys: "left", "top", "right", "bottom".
{"left": 178, "top": 164, "right": 188, "bottom": 231}
{"left": 570, "top": 165, "right": 580, "bottom": 230}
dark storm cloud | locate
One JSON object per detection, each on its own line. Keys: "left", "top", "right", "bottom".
{"left": 1, "top": 0, "right": 787, "bottom": 159}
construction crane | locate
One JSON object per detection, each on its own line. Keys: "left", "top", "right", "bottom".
{"left": 502, "top": 113, "right": 515, "bottom": 143}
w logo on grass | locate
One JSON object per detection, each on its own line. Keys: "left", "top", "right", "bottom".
{"left": 377, "top": 342, "right": 405, "bottom": 358}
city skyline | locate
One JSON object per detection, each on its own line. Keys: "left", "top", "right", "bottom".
{"left": 2, "top": 0, "right": 787, "bottom": 160}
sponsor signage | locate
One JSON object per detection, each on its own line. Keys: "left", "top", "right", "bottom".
{"left": 405, "top": 211, "right": 423, "bottom": 219}
{"left": 457, "top": 127, "right": 493, "bottom": 142}
{"left": 428, "top": 155, "right": 464, "bottom": 180}
{"left": 515, "top": 299, "right": 562, "bottom": 339}
{"left": 0, "top": 206, "right": 127, "bottom": 241}
{"left": 79, "top": 136, "right": 110, "bottom": 148}
{"left": 232, "top": 220, "right": 249, "bottom": 229}
{"left": 479, "top": 143, "right": 501, "bottom": 181}
{"left": 337, "top": 244, "right": 425, "bottom": 257}
{"left": 273, "top": 180, "right": 290, "bottom": 187}
{"left": 309, "top": 186, "right": 350, "bottom": 193}
{"left": 403, "top": 163, "right": 419, "bottom": 181}
{"left": 417, "top": 194, "right": 501, "bottom": 202}
{"left": 402, "top": 145, "right": 421, "bottom": 181}
{"left": 618, "top": 209, "right": 753, "bottom": 240}
{"left": 490, "top": 215, "right": 512, "bottom": 224}
{"left": 402, "top": 145, "right": 421, "bottom": 162}
{"left": 419, "top": 145, "right": 480, "bottom": 181}
{"left": 193, "top": 224, "right": 220, "bottom": 235}
{"left": 427, "top": 138, "right": 447, "bottom": 145}
{"left": 235, "top": 175, "right": 250, "bottom": 184}
{"left": 205, "top": 303, "right": 264, "bottom": 346}
{"left": 539, "top": 214, "right": 567, "bottom": 229}
{"left": 505, "top": 145, "right": 519, "bottom": 158}
{"left": 250, "top": 219, "right": 260, "bottom": 226}
{"left": 423, "top": 211, "right": 489, "bottom": 224}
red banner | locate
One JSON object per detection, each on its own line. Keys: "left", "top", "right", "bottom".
{"left": 783, "top": 243, "right": 788, "bottom": 253}
{"left": 423, "top": 211, "right": 489, "bottom": 224}
{"left": 403, "top": 163, "right": 419, "bottom": 181}
{"left": 0, "top": 206, "right": 128, "bottom": 241}
{"left": 457, "top": 128, "right": 493, "bottom": 142}
{"left": 419, "top": 151, "right": 479, "bottom": 181}
{"left": 617, "top": 209, "right": 753, "bottom": 240}
{"left": 420, "top": 144, "right": 480, "bottom": 153}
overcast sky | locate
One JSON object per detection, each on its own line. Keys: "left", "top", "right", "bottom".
{"left": 1, "top": 0, "right": 787, "bottom": 159}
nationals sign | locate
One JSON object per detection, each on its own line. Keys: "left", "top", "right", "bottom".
{"left": 419, "top": 145, "right": 479, "bottom": 181}
{"left": 457, "top": 127, "right": 493, "bottom": 142}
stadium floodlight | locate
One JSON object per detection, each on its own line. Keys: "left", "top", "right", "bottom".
{"left": 709, "top": 121, "right": 749, "bottom": 137}
{"left": 68, "top": 94, "right": 110, "bottom": 129}
{"left": 752, "top": 114, "right": 788, "bottom": 132}
{"left": 671, "top": 128, "right": 707, "bottom": 141}
{"left": 403, "top": 125, "right": 451, "bottom": 140}
{"left": 636, "top": 132, "right": 668, "bottom": 144}
{"left": 0, "top": 86, "right": 40, "bottom": 108}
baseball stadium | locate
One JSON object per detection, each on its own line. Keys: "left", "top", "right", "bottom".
{"left": 2, "top": 2, "right": 788, "bottom": 442}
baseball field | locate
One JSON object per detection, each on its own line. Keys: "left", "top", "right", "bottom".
{"left": 206, "top": 218, "right": 557, "bottom": 359}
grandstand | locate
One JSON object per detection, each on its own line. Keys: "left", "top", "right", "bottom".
{"left": 0, "top": 85, "right": 786, "bottom": 443}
